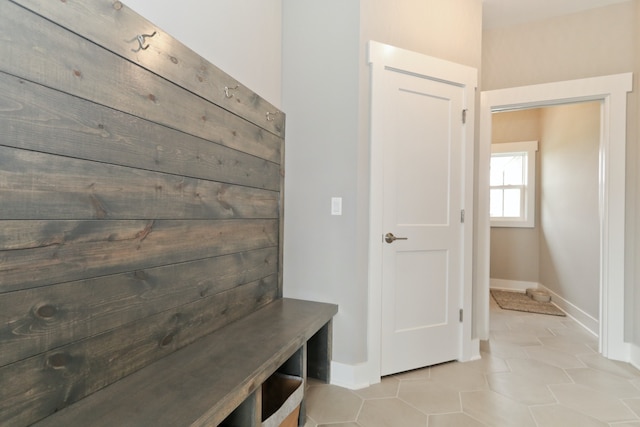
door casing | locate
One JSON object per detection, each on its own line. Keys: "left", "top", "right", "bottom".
{"left": 477, "top": 73, "right": 633, "bottom": 361}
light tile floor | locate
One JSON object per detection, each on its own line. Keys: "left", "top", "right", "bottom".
{"left": 303, "top": 297, "right": 640, "bottom": 427}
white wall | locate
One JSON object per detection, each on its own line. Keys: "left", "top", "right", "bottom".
{"left": 282, "top": 0, "right": 482, "bottom": 385}
{"left": 281, "top": 1, "right": 364, "bottom": 364}
{"left": 123, "top": 0, "right": 283, "bottom": 107}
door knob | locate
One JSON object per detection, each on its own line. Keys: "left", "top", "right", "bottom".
{"left": 385, "top": 232, "right": 408, "bottom": 244}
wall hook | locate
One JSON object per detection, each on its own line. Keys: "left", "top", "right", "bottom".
{"left": 266, "top": 111, "right": 279, "bottom": 121}
{"left": 128, "top": 31, "right": 157, "bottom": 53}
{"left": 224, "top": 85, "right": 240, "bottom": 99}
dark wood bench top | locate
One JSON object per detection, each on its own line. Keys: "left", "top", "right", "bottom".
{"left": 32, "top": 298, "right": 338, "bottom": 427}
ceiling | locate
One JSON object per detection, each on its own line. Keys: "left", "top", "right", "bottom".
{"left": 483, "top": 0, "right": 631, "bottom": 28}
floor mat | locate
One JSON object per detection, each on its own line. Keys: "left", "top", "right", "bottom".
{"left": 490, "top": 289, "right": 566, "bottom": 316}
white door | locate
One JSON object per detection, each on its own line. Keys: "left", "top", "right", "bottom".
{"left": 374, "top": 53, "right": 469, "bottom": 376}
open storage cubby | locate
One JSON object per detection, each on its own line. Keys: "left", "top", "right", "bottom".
{"left": 221, "top": 347, "right": 306, "bottom": 427}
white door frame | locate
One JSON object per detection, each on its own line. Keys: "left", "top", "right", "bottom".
{"left": 477, "top": 73, "right": 633, "bottom": 361}
{"left": 367, "top": 41, "right": 478, "bottom": 384}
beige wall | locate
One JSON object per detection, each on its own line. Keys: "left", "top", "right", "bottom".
{"left": 490, "top": 109, "right": 541, "bottom": 283}
{"left": 483, "top": 0, "right": 639, "bottom": 346}
{"left": 539, "top": 102, "right": 601, "bottom": 318}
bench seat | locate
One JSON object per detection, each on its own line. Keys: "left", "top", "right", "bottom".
{"left": 33, "top": 298, "right": 338, "bottom": 427}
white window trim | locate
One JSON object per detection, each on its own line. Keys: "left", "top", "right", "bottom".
{"left": 490, "top": 140, "right": 538, "bottom": 228}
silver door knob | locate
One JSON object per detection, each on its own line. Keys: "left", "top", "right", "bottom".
{"left": 385, "top": 232, "right": 408, "bottom": 244}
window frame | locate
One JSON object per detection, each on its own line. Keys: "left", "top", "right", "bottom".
{"left": 490, "top": 140, "right": 538, "bottom": 228}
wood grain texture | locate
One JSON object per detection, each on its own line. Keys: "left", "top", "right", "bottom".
{"left": 30, "top": 299, "right": 338, "bottom": 427}
{"left": 0, "top": 145, "right": 279, "bottom": 220}
{"left": 0, "top": 72, "right": 281, "bottom": 190}
{"left": 0, "top": 1, "right": 282, "bottom": 163}
{"left": 0, "top": 219, "right": 278, "bottom": 293}
{"left": 1, "top": 276, "right": 279, "bottom": 427}
{"left": 10, "top": 0, "right": 286, "bottom": 137}
{"left": 0, "top": 247, "right": 278, "bottom": 367}
{"left": 0, "top": 2, "right": 312, "bottom": 426}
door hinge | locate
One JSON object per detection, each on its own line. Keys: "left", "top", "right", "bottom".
{"left": 460, "top": 209, "right": 465, "bottom": 223}
{"left": 459, "top": 308, "right": 464, "bottom": 322}
{"left": 462, "top": 109, "right": 468, "bottom": 124}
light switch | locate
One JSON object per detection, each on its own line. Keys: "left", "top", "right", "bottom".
{"left": 331, "top": 197, "right": 342, "bottom": 216}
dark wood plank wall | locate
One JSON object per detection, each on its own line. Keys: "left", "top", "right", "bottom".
{"left": 0, "top": 1, "right": 285, "bottom": 426}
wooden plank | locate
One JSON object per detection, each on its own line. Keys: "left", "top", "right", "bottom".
{"left": 0, "top": 247, "right": 278, "bottom": 367}
{"left": 10, "top": 0, "right": 285, "bottom": 138}
{"left": 0, "top": 219, "right": 278, "bottom": 293}
{"left": 0, "top": 146, "right": 279, "bottom": 220}
{"left": 1, "top": 276, "right": 279, "bottom": 427}
{"left": 0, "top": 1, "right": 283, "bottom": 163}
{"left": 31, "top": 299, "right": 338, "bottom": 427}
{"left": 0, "top": 72, "right": 280, "bottom": 191}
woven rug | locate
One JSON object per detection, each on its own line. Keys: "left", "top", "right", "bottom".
{"left": 491, "top": 289, "right": 566, "bottom": 316}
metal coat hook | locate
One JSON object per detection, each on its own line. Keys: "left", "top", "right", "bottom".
{"left": 266, "top": 111, "right": 279, "bottom": 121}
{"left": 128, "top": 31, "right": 157, "bottom": 52}
{"left": 224, "top": 85, "right": 240, "bottom": 99}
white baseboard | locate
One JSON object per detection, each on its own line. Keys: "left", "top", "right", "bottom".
{"left": 330, "top": 361, "right": 371, "bottom": 390}
{"left": 631, "top": 343, "right": 640, "bottom": 371}
{"left": 490, "top": 278, "right": 599, "bottom": 338}
{"left": 536, "top": 284, "right": 599, "bottom": 337}
{"left": 490, "top": 278, "right": 538, "bottom": 292}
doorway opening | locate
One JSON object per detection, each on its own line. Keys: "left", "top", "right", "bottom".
{"left": 477, "top": 73, "right": 633, "bottom": 361}
{"left": 489, "top": 102, "right": 601, "bottom": 334}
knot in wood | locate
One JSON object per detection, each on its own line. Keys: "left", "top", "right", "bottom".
{"left": 35, "top": 304, "right": 57, "bottom": 319}
{"left": 48, "top": 352, "right": 72, "bottom": 369}
{"left": 160, "top": 332, "right": 175, "bottom": 347}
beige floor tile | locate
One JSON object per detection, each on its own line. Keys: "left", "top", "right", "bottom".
{"left": 565, "top": 368, "right": 640, "bottom": 398}
{"left": 461, "top": 390, "right": 537, "bottom": 427}
{"left": 393, "top": 366, "right": 430, "bottom": 381}
{"left": 427, "top": 412, "right": 488, "bottom": 427}
{"left": 429, "top": 361, "right": 488, "bottom": 392}
{"left": 397, "top": 379, "right": 461, "bottom": 415}
{"left": 462, "top": 352, "right": 510, "bottom": 374}
{"left": 491, "top": 330, "right": 544, "bottom": 347}
{"left": 578, "top": 353, "right": 640, "bottom": 380}
{"left": 357, "top": 398, "right": 427, "bottom": 427}
{"left": 624, "top": 398, "right": 640, "bottom": 417}
{"left": 523, "top": 345, "right": 587, "bottom": 369}
{"left": 549, "top": 383, "right": 638, "bottom": 423}
{"left": 549, "top": 325, "right": 598, "bottom": 344}
{"left": 537, "top": 335, "right": 596, "bottom": 356}
{"left": 506, "top": 358, "right": 572, "bottom": 385}
{"left": 486, "top": 371, "right": 556, "bottom": 405}
{"left": 507, "top": 312, "right": 567, "bottom": 329}
{"left": 529, "top": 404, "right": 609, "bottom": 427}
{"left": 353, "top": 376, "right": 399, "bottom": 399}
{"left": 304, "top": 305, "right": 639, "bottom": 427}
{"left": 305, "top": 384, "right": 363, "bottom": 424}
{"left": 317, "top": 423, "right": 360, "bottom": 427}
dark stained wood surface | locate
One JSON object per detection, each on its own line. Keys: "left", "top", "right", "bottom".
{"left": 0, "top": 2, "right": 336, "bottom": 427}
{"left": 0, "top": 72, "right": 281, "bottom": 191}
{"left": 11, "top": 0, "right": 285, "bottom": 138}
{"left": 1, "top": 247, "right": 278, "bottom": 367}
{"left": 31, "top": 299, "right": 338, "bottom": 427}
{"left": 2, "top": 277, "right": 280, "bottom": 427}
{"left": 0, "top": 0, "right": 282, "bottom": 163}
{"left": 0, "top": 145, "right": 279, "bottom": 220}
{"left": 0, "top": 219, "right": 278, "bottom": 293}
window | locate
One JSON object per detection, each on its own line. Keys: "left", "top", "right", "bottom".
{"left": 490, "top": 141, "right": 538, "bottom": 228}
